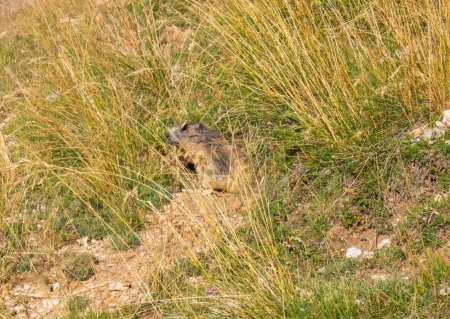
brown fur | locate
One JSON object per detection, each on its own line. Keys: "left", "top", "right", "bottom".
{"left": 165, "top": 123, "right": 245, "bottom": 192}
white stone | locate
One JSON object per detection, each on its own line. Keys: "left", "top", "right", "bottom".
{"left": 45, "top": 92, "right": 59, "bottom": 101}
{"left": 108, "top": 281, "right": 128, "bottom": 291}
{"left": 435, "top": 120, "right": 446, "bottom": 129}
{"left": 345, "top": 247, "right": 362, "bottom": 258}
{"left": 371, "top": 274, "right": 388, "bottom": 281}
{"left": 422, "top": 128, "right": 433, "bottom": 140}
{"left": 42, "top": 298, "right": 59, "bottom": 309}
{"left": 439, "top": 286, "right": 450, "bottom": 296}
{"left": 377, "top": 238, "right": 391, "bottom": 249}
{"left": 443, "top": 109, "right": 450, "bottom": 121}
{"left": 77, "top": 236, "right": 89, "bottom": 247}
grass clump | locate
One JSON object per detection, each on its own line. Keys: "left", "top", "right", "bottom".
{"left": 66, "top": 295, "right": 91, "bottom": 316}
{"left": 63, "top": 253, "right": 97, "bottom": 281}
{"left": 193, "top": 0, "right": 448, "bottom": 167}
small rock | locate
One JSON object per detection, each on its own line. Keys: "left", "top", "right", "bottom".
{"left": 435, "top": 120, "right": 446, "bottom": 129}
{"left": 13, "top": 304, "right": 25, "bottom": 314}
{"left": 443, "top": 109, "right": 450, "bottom": 121}
{"left": 108, "top": 281, "right": 128, "bottom": 291}
{"left": 193, "top": 245, "right": 202, "bottom": 254}
{"left": 371, "top": 274, "right": 388, "bottom": 281}
{"left": 42, "top": 298, "right": 59, "bottom": 310}
{"left": 0, "top": 31, "right": 8, "bottom": 38}
{"left": 445, "top": 140, "right": 450, "bottom": 145}
{"left": 422, "top": 128, "right": 433, "bottom": 140}
{"left": 51, "top": 282, "right": 60, "bottom": 291}
{"left": 76, "top": 236, "right": 89, "bottom": 247}
{"left": 377, "top": 238, "right": 391, "bottom": 249}
{"left": 439, "top": 286, "right": 450, "bottom": 296}
{"left": 23, "top": 283, "right": 31, "bottom": 291}
{"left": 45, "top": 92, "right": 59, "bottom": 101}
{"left": 345, "top": 247, "right": 362, "bottom": 258}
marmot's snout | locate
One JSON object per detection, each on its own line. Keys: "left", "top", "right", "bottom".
{"left": 165, "top": 125, "right": 183, "bottom": 145}
{"left": 165, "top": 122, "right": 203, "bottom": 145}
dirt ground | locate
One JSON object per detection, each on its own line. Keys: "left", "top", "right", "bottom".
{"left": 0, "top": 191, "right": 245, "bottom": 318}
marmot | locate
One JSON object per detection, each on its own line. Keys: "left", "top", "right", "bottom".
{"left": 165, "top": 122, "right": 245, "bottom": 193}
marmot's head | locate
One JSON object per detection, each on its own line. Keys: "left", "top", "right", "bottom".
{"left": 165, "top": 122, "right": 222, "bottom": 146}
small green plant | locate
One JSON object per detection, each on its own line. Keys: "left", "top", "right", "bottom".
{"left": 66, "top": 295, "right": 90, "bottom": 316}
{"left": 63, "top": 253, "right": 97, "bottom": 281}
{"left": 110, "top": 231, "right": 141, "bottom": 250}
{"left": 341, "top": 208, "right": 362, "bottom": 229}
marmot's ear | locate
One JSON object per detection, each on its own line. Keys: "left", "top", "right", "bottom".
{"left": 197, "top": 123, "right": 205, "bottom": 130}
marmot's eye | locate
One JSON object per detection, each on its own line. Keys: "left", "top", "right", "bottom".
{"left": 181, "top": 123, "right": 189, "bottom": 131}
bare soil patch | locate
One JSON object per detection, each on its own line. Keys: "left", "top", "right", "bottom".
{"left": 0, "top": 191, "right": 244, "bottom": 318}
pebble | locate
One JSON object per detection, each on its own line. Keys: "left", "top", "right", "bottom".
{"left": 439, "top": 286, "right": 450, "bottom": 296}
{"left": 108, "top": 282, "right": 128, "bottom": 291}
{"left": 51, "top": 282, "right": 60, "bottom": 291}
{"left": 345, "top": 247, "right": 362, "bottom": 258}
{"left": 443, "top": 110, "right": 450, "bottom": 121}
{"left": 412, "top": 109, "right": 450, "bottom": 142}
{"left": 376, "top": 238, "right": 391, "bottom": 249}
{"left": 13, "top": 304, "right": 25, "bottom": 314}
{"left": 435, "top": 120, "right": 446, "bottom": 129}
{"left": 77, "top": 236, "right": 89, "bottom": 247}
{"left": 371, "top": 274, "right": 388, "bottom": 281}
{"left": 40, "top": 298, "right": 59, "bottom": 312}
{"left": 45, "top": 92, "right": 59, "bottom": 101}
{"left": 422, "top": 128, "right": 433, "bottom": 140}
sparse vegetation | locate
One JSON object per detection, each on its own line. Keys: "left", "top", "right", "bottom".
{"left": 66, "top": 295, "right": 91, "bottom": 317}
{"left": 63, "top": 253, "right": 97, "bottom": 281}
{"left": 0, "top": 0, "right": 448, "bottom": 318}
